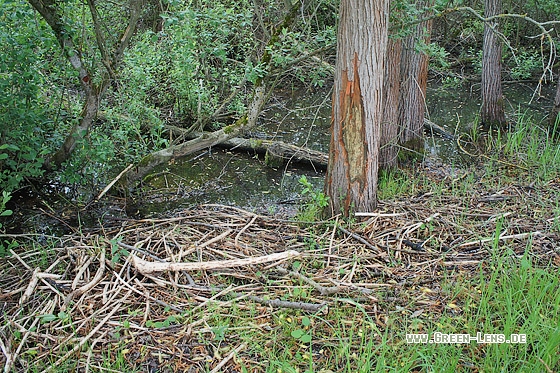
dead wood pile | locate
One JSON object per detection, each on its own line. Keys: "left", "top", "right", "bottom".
{"left": 1, "top": 183, "right": 559, "bottom": 371}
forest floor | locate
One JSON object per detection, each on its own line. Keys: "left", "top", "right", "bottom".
{"left": 1, "top": 133, "right": 560, "bottom": 372}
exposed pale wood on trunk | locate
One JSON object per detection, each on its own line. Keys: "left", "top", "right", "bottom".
{"left": 325, "top": 0, "right": 389, "bottom": 216}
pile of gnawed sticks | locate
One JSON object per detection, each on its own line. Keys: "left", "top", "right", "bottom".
{"left": 1, "top": 190, "right": 558, "bottom": 371}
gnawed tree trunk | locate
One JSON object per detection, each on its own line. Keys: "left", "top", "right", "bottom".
{"left": 481, "top": 0, "right": 507, "bottom": 129}
{"left": 397, "top": 0, "right": 433, "bottom": 151}
{"left": 28, "top": 0, "right": 141, "bottom": 169}
{"left": 325, "top": 0, "right": 389, "bottom": 216}
{"left": 380, "top": 38, "right": 403, "bottom": 169}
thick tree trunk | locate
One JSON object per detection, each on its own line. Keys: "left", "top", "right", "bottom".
{"left": 324, "top": 0, "right": 389, "bottom": 216}
{"left": 397, "top": 0, "right": 433, "bottom": 150}
{"left": 380, "top": 38, "right": 402, "bottom": 169}
{"left": 481, "top": 0, "right": 507, "bottom": 129}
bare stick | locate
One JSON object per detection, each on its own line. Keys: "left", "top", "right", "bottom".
{"left": 235, "top": 215, "right": 257, "bottom": 249}
{"left": 63, "top": 248, "right": 106, "bottom": 308}
{"left": 19, "top": 268, "right": 41, "bottom": 307}
{"left": 355, "top": 212, "right": 407, "bottom": 217}
{"left": 276, "top": 266, "right": 342, "bottom": 296}
{"left": 0, "top": 335, "right": 12, "bottom": 373}
{"left": 458, "top": 231, "right": 541, "bottom": 248}
{"left": 131, "top": 250, "right": 301, "bottom": 274}
{"left": 95, "top": 163, "right": 134, "bottom": 202}
{"left": 10, "top": 317, "right": 40, "bottom": 372}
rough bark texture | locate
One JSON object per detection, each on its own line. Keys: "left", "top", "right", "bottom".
{"left": 397, "top": 0, "right": 433, "bottom": 149}
{"left": 481, "top": 0, "right": 507, "bottom": 129}
{"left": 550, "top": 72, "right": 560, "bottom": 130}
{"left": 380, "top": 38, "right": 402, "bottom": 169}
{"left": 325, "top": 0, "right": 389, "bottom": 216}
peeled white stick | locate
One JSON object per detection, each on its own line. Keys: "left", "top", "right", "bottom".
{"left": 131, "top": 250, "right": 301, "bottom": 274}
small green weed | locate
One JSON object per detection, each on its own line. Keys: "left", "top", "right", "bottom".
{"left": 297, "top": 175, "right": 329, "bottom": 221}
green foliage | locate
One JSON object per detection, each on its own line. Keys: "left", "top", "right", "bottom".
{"left": 297, "top": 175, "right": 329, "bottom": 221}
{"left": 508, "top": 48, "right": 542, "bottom": 80}
{"left": 122, "top": 2, "right": 256, "bottom": 126}
{"left": 110, "top": 238, "right": 129, "bottom": 264}
{"left": 290, "top": 316, "right": 312, "bottom": 344}
{"left": 0, "top": 3, "right": 56, "bottom": 191}
{"left": 0, "top": 191, "right": 17, "bottom": 257}
{"left": 146, "top": 314, "right": 179, "bottom": 329}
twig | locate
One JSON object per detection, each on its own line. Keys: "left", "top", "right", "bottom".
{"left": 0, "top": 335, "right": 12, "bottom": 373}
{"left": 458, "top": 231, "right": 541, "bottom": 248}
{"left": 276, "top": 266, "right": 342, "bottom": 296}
{"left": 235, "top": 215, "right": 257, "bottom": 249}
{"left": 210, "top": 343, "right": 247, "bottom": 373}
{"left": 337, "top": 226, "right": 379, "bottom": 252}
{"left": 10, "top": 317, "right": 40, "bottom": 372}
{"left": 93, "top": 163, "right": 134, "bottom": 203}
{"left": 63, "top": 247, "right": 106, "bottom": 309}
{"left": 19, "top": 268, "right": 41, "bottom": 307}
{"left": 355, "top": 212, "right": 407, "bottom": 217}
{"left": 131, "top": 250, "right": 301, "bottom": 274}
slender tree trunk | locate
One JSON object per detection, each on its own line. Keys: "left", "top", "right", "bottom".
{"left": 481, "top": 0, "right": 507, "bottom": 129}
{"left": 324, "top": 0, "right": 389, "bottom": 216}
{"left": 28, "top": 0, "right": 141, "bottom": 169}
{"left": 380, "top": 38, "right": 402, "bottom": 169}
{"left": 397, "top": 0, "right": 433, "bottom": 150}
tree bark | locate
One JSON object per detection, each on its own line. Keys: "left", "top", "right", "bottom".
{"left": 380, "top": 38, "right": 402, "bottom": 169}
{"left": 550, "top": 72, "right": 560, "bottom": 131}
{"left": 125, "top": 85, "right": 267, "bottom": 183}
{"left": 397, "top": 0, "right": 433, "bottom": 150}
{"left": 481, "top": 0, "right": 507, "bottom": 129}
{"left": 324, "top": 0, "right": 389, "bottom": 216}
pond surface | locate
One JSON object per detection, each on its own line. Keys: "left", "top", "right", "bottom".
{"left": 141, "top": 79, "right": 555, "bottom": 217}
{"left": 5, "top": 79, "right": 556, "bottom": 234}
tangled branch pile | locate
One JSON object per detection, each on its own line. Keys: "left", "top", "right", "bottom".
{"left": 1, "top": 182, "right": 559, "bottom": 371}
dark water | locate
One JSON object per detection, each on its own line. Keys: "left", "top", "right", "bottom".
{"left": 140, "top": 87, "right": 332, "bottom": 217}
{"left": 141, "top": 79, "right": 556, "bottom": 216}
{"left": 5, "top": 79, "right": 556, "bottom": 232}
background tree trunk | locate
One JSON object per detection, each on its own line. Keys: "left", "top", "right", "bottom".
{"left": 380, "top": 38, "right": 402, "bottom": 169}
{"left": 324, "top": 0, "right": 389, "bottom": 216}
{"left": 481, "top": 0, "right": 507, "bottom": 129}
{"left": 397, "top": 0, "right": 433, "bottom": 151}
{"left": 550, "top": 72, "right": 560, "bottom": 130}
